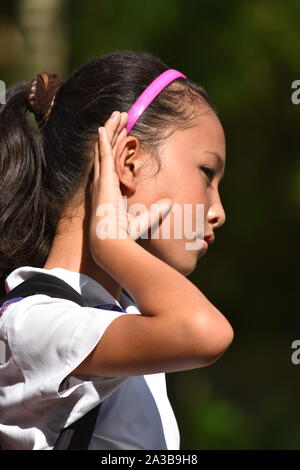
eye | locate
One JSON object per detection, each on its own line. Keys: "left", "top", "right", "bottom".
{"left": 201, "top": 166, "right": 216, "bottom": 182}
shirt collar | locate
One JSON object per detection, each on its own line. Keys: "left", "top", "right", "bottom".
{"left": 4, "top": 266, "right": 138, "bottom": 313}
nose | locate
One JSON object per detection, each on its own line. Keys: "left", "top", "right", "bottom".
{"left": 207, "top": 191, "right": 226, "bottom": 231}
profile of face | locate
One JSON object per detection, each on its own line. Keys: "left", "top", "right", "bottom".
{"left": 116, "top": 107, "right": 226, "bottom": 276}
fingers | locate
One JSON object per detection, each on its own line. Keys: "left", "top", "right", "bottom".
{"left": 93, "top": 139, "right": 100, "bottom": 186}
{"left": 93, "top": 110, "right": 128, "bottom": 185}
{"left": 111, "top": 112, "right": 128, "bottom": 147}
{"left": 97, "top": 126, "right": 119, "bottom": 188}
{"left": 104, "top": 111, "right": 128, "bottom": 147}
{"left": 102, "top": 111, "right": 119, "bottom": 144}
{"left": 128, "top": 199, "right": 174, "bottom": 240}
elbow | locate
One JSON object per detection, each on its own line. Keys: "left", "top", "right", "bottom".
{"left": 191, "top": 310, "right": 234, "bottom": 367}
{"left": 204, "top": 322, "right": 234, "bottom": 366}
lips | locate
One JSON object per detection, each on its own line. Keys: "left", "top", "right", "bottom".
{"left": 204, "top": 233, "right": 215, "bottom": 245}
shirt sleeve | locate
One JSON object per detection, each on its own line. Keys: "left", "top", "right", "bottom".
{"left": 4, "top": 294, "right": 132, "bottom": 428}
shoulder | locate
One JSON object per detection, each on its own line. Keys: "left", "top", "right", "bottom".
{"left": 2, "top": 293, "right": 129, "bottom": 370}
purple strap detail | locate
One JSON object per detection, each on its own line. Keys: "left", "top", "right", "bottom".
{"left": 0, "top": 298, "right": 127, "bottom": 319}
{"left": 93, "top": 303, "right": 127, "bottom": 313}
{"left": 0, "top": 297, "right": 24, "bottom": 318}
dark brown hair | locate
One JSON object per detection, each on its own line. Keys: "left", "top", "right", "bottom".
{"left": 0, "top": 49, "right": 216, "bottom": 296}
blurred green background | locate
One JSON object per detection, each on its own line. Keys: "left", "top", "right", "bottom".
{"left": 1, "top": 0, "right": 299, "bottom": 450}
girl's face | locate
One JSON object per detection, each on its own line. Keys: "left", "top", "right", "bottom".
{"left": 122, "top": 109, "right": 226, "bottom": 276}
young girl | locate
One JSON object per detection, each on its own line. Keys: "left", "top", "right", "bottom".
{"left": 0, "top": 50, "right": 233, "bottom": 450}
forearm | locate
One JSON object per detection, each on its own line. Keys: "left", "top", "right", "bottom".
{"left": 91, "top": 236, "right": 234, "bottom": 361}
{"left": 92, "top": 237, "right": 220, "bottom": 320}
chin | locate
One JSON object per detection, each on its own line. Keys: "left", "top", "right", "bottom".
{"left": 177, "top": 265, "right": 195, "bottom": 276}
{"left": 164, "top": 251, "right": 199, "bottom": 276}
{"left": 137, "top": 239, "right": 201, "bottom": 275}
{"left": 179, "top": 258, "right": 198, "bottom": 276}
{"left": 178, "top": 248, "right": 208, "bottom": 275}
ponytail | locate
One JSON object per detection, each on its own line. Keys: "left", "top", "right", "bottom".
{"left": 0, "top": 80, "right": 54, "bottom": 297}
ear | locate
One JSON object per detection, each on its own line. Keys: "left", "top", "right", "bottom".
{"left": 114, "top": 136, "right": 147, "bottom": 195}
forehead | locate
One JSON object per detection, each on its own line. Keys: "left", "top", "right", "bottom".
{"left": 187, "top": 110, "right": 225, "bottom": 159}
{"left": 160, "top": 110, "right": 226, "bottom": 168}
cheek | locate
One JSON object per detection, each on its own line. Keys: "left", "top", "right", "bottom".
{"left": 138, "top": 234, "right": 200, "bottom": 276}
{"left": 153, "top": 180, "right": 209, "bottom": 240}
{"left": 136, "top": 167, "right": 209, "bottom": 241}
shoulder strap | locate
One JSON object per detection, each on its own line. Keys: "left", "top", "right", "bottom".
{"left": 0, "top": 272, "right": 101, "bottom": 450}
{"left": 0, "top": 272, "right": 91, "bottom": 307}
{"left": 53, "top": 401, "right": 101, "bottom": 450}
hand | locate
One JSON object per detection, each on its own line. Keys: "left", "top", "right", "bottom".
{"left": 89, "top": 110, "right": 173, "bottom": 265}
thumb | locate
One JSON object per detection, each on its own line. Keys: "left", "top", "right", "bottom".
{"left": 128, "top": 198, "right": 174, "bottom": 241}
{"left": 151, "top": 198, "right": 174, "bottom": 219}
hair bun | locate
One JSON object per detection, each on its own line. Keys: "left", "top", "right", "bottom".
{"left": 26, "top": 71, "right": 64, "bottom": 127}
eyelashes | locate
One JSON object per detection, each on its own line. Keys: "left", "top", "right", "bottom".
{"left": 201, "top": 166, "right": 216, "bottom": 182}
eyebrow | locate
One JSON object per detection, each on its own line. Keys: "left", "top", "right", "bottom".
{"left": 204, "top": 151, "right": 225, "bottom": 180}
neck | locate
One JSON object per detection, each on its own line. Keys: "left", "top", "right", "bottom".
{"left": 43, "top": 196, "right": 122, "bottom": 303}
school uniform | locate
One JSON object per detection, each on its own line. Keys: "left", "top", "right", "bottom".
{"left": 0, "top": 266, "right": 180, "bottom": 450}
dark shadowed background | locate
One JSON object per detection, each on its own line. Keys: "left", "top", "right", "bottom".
{"left": 0, "top": 0, "right": 299, "bottom": 449}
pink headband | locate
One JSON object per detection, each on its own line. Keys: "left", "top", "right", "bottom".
{"left": 125, "top": 68, "right": 187, "bottom": 133}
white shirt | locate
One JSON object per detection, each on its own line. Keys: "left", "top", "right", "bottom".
{"left": 0, "top": 266, "right": 180, "bottom": 450}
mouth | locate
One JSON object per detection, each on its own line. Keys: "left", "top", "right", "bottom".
{"left": 196, "top": 240, "right": 208, "bottom": 257}
{"left": 201, "top": 240, "right": 208, "bottom": 251}
{"left": 195, "top": 233, "right": 215, "bottom": 247}
{"left": 204, "top": 233, "right": 215, "bottom": 245}
{"left": 194, "top": 238, "right": 208, "bottom": 252}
